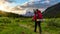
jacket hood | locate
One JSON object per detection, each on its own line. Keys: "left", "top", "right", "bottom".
{"left": 37, "top": 10, "right": 41, "bottom": 13}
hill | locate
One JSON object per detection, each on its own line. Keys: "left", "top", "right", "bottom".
{"left": 0, "top": 10, "right": 22, "bottom": 18}
{"left": 0, "top": 10, "right": 33, "bottom": 18}
{"left": 42, "top": 3, "right": 60, "bottom": 18}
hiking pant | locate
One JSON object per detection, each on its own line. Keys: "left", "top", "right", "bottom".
{"left": 34, "top": 21, "right": 42, "bottom": 34}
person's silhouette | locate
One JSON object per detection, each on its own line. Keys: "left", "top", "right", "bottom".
{"left": 32, "top": 9, "right": 43, "bottom": 34}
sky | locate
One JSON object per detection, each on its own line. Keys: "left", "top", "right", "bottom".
{"left": 6, "top": 0, "right": 60, "bottom": 6}
{"left": 6, "top": 0, "right": 29, "bottom": 5}
{"left": 0, "top": 0, "right": 60, "bottom": 14}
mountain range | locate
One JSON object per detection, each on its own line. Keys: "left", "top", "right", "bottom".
{"left": 42, "top": 3, "right": 60, "bottom": 18}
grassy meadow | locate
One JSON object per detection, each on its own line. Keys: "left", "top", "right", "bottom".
{"left": 0, "top": 17, "right": 60, "bottom": 34}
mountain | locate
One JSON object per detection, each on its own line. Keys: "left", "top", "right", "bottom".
{"left": 42, "top": 3, "right": 60, "bottom": 18}
{"left": 23, "top": 11, "right": 34, "bottom": 17}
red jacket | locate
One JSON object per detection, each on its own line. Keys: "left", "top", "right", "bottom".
{"left": 32, "top": 10, "right": 43, "bottom": 21}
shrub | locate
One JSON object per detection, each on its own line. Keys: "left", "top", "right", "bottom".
{"left": 47, "top": 18, "right": 60, "bottom": 28}
{"left": 0, "top": 17, "right": 11, "bottom": 24}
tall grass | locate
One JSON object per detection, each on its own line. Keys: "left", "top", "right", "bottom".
{"left": 0, "top": 17, "right": 60, "bottom": 34}
{"left": 0, "top": 17, "right": 37, "bottom": 34}
{"left": 47, "top": 18, "right": 60, "bottom": 28}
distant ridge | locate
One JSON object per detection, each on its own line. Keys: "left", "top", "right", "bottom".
{"left": 0, "top": 10, "right": 22, "bottom": 18}
{"left": 0, "top": 10, "right": 33, "bottom": 18}
{"left": 42, "top": 3, "right": 60, "bottom": 18}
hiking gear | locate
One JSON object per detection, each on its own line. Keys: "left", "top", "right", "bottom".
{"left": 32, "top": 10, "right": 43, "bottom": 21}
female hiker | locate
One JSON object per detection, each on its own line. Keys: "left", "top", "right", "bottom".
{"left": 32, "top": 9, "right": 43, "bottom": 34}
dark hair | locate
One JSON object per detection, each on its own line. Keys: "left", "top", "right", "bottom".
{"left": 33, "top": 9, "right": 36, "bottom": 14}
{"left": 36, "top": 9, "right": 38, "bottom": 11}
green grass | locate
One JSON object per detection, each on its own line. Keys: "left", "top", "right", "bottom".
{"left": 0, "top": 17, "right": 60, "bottom": 34}
{"left": 0, "top": 17, "right": 37, "bottom": 34}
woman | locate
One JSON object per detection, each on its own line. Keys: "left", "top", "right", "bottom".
{"left": 32, "top": 9, "right": 43, "bottom": 34}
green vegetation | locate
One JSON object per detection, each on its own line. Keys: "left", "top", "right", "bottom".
{"left": 0, "top": 17, "right": 60, "bottom": 34}
{"left": 0, "top": 17, "right": 37, "bottom": 34}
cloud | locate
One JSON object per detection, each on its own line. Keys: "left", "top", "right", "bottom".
{"left": 21, "top": 0, "right": 50, "bottom": 9}
{"left": 41, "top": 0, "right": 50, "bottom": 4}
{"left": 0, "top": 0, "right": 26, "bottom": 14}
{"left": 0, "top": 0, "right": 18, "bottom": 12}
{"left": 21, "top": 0, "right": 60, "bottom": 9}
{"left": 30, "top": 0, "right": 41, "bottom": 1}
{"left": 19, "top": 0, "right": 60, "bottom": 12}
